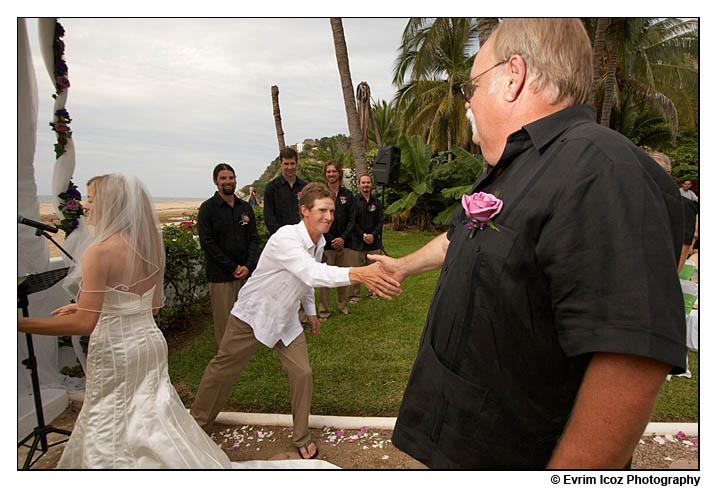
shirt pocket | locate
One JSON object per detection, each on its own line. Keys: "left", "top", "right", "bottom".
{"left": 471, "top": 222, "right": 519, "bottom": 313}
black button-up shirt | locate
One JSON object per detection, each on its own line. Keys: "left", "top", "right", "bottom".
{"left": 350, "top": 192, "right": 383, "bottom": 251}
{"left": 263, "top": 175, "right": 306, "bottom": 235}
{"left": 392, "top": 105, "right": 687, "bottom": 469}
{"left": 323, "top": 186, "right": 355, "bottom": 251}
{"left": 197, "top": 192, "right": 259, "bottom": 283}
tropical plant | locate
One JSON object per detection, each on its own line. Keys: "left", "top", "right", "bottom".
{"left": 330, "top": 18, "right": 369, "bottom": 178}
{"left": 611, "top": 98, "right": 673, "bottom": 148}
{"left": 392, "top": 18, "right": 478, "bottom": 155}
{"left": 384, "top": 135, "right": 436, "bottom": 230}
{"left": 590, "top": 18, "right": 698, "bottom": 143}
{"left": 370, "top": 99, "right": 401, "bottom": 147}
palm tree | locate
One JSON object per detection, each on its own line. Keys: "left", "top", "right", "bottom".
{"left": 476, "top": 17, "right": 499, "bottom": 48}
{"left": 370, "top": 100, "right": 400, "bottom": 147}
{"left": 599, "top": 19, "right": 624, "bottom": 128}
{"left": 392, "top": 18, "right": 478, "bottom": 156}
{"left": 592, "top": 18, "right": 698, "bottom": 143}
{"left": 270, "top": 85, "right": 286, "bottom": 151}
{"left": 329, "top": 18, "right": 369, "bottom": 178}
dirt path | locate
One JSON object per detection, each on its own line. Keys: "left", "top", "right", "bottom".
{"left": 18, "top": 399, "right": 697, "bottom": 470}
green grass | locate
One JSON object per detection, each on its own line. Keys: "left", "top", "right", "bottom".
{"left": 168, "top": 230, "right": 698, "bottom": 422}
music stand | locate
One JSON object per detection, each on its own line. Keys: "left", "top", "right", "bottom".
{"left": 18, "top": 267, "right": 72, "bottom": 469}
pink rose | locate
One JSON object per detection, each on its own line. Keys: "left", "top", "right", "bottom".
{"left": 462, "top": 192, "right": 503, "bottom": 223}
{"left": 65, "top": 199, "right": 79, "bottom": 211}
{"left": 56, "top": 76, "right": 71, "bottom": 89}
{"left": 54, "top": 122, "right": 68, "bottom": 133}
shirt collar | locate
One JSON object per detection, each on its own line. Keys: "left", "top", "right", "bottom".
{"left": 474, "top": 104, "right": 596, "bottom": 190}
{"left": 212, "top": 191, "right": 237, "bottom": 207}
{"left": 298, "top": 220, "right": 325, "bottom": 253}
{"left": 522, "top": 104, "right": 596, "bottom": 152}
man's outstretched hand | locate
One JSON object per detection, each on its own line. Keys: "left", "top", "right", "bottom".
{"left": 367, "top": 254, "right": 407, "bottom": 285}
{"left": 349, "top": 261, "right": 402, "bottom": 300}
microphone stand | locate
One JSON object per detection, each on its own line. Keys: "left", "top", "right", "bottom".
{"left": 35, "top": 228, "right": 74, "bottom": 262}
{"left": 17, "top": 231, "right": 75, "bottom": 469}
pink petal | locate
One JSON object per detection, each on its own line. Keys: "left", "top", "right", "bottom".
{"left": 676, "top": 431, "right": 686, "bottom": 439}
{"left": 336, "top": 430, "right": 343, "bottom": 437}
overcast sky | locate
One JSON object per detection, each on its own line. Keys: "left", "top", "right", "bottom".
{"left": 24, "top": 18, "right": 410, "bottom": 199}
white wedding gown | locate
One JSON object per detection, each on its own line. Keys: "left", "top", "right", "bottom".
{"left": 57, "top": 286, "right": 231, "bottom": 469}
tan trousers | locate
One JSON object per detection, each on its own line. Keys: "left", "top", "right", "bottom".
{"left": 190, "top": 315, "right": 313, "bottom": 448}
{"left": 208, "top": 279, "right": 246, "bottom": 352}
{"left": 347, "top": 249, "right": 365, "bottom": 300}
{"left": 318, "top": 248, "right": 350, "bottom": 318}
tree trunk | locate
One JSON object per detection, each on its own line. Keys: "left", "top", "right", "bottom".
{"left": 600, "top": 20, "right": 623, "bottom": 127}
{"left": 476, "top": 18, "right": 499, "bottom": 49}
{"left": 271, "top": 85, "right": 286, "bottom": 151}
{"left": 591, "top": 18, "right": 609, "bottom": 103}
{"left": 330, "top": 18, "right": 369, "bottom": 178}
{"left": 356, "top": 81, "right": 371, "bottom": 152}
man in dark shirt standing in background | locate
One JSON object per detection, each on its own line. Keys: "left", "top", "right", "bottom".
{"left": 198, "top": 163, "right": 259, "bottom": 351}
{"left": 263, "top": 147, "right": 307, "bottom": 235}
{"left": 348, "top": 174, "right": 383, "bottom": 303}
{"left": 317, "top": 160, "right": 355, "bottom": 321}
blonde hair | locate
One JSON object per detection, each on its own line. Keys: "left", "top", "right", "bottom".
{"left": 491, "top": 18, "right": 593, "bottom": 106}
{"left": 649, "top": 151, "right": 672, "bottom": 173}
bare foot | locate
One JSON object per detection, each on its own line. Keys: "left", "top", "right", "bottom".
{"left": 298, "top": 442, "right": 318, "bottom": 459}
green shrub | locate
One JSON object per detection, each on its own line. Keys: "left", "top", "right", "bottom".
{"left": 157, "top": 221, "right": 210, "bottom": 331}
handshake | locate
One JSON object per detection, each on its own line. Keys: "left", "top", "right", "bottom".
{"left": 347, "top": 254, "right": 406, "bottom": 300}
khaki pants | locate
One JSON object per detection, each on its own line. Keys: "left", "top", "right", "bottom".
{"left": 318, "top": 248, "right": 350, "bottom": 318}
{"left": 208, "top": 279, "right": 246, "bottom": 352}
{"left": 190, "top": 316, "right": 313, "bottom": 448}
{"left": 347, "top": 249, "right": 366, "bottom": 300}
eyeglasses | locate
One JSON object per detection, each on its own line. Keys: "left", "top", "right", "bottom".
{"left": 461, "top": 60, "right": 507, "bottom": 102}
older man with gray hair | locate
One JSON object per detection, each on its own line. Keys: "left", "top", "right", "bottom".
{"left": 372, "top": 18, "right": 686, "bottom": 469}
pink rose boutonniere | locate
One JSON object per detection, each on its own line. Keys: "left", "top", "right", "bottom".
{"left": 340, "top": 196, "right": 347, "bottom": 204}
{"left": 239, "top": 213, "right": 250, "bottom": 225}
{"left": 462, "top": 192, "right": 503, "bottom": 238}
{"left": 368, "top": 204, "right": 376, "bottom": 212}
{"left": 297, "top": 191, "right": 302, "bottom": 200}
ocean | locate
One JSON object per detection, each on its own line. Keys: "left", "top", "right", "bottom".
{"left": 36, "top": 195, "right": 204, "bottom": 203}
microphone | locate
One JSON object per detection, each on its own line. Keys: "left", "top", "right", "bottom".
{"left": 18, "top": 214, "right": 58, "bottom": 234}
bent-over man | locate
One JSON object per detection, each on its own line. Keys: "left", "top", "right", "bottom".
{"left": 190, "top": 183, "right": 401, "bottom": 460}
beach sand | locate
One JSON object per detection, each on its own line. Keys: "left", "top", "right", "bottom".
{"left": 38, "top": 201, "right": 202, "bottom": 258}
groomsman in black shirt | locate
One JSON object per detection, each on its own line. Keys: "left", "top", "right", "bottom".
{"left": 348, "top": 174, "right": 384, "bottom": 303}
{"left": 197, "top": 163, "right": 259, "bottom": 351}
{"left": 263, "top": 147, "right": 307, "bottom": 235}
{"left": 317, "top": 160, "right": 355, "bottom": 321}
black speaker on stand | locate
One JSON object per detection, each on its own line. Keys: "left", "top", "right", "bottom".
{"left": 371, "top": 146, "right": 401, "bottom": 257}
{"left": 373, "top": 146, "right": 401, "bottom": 187}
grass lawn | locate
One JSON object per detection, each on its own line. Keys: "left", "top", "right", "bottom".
{"left": 168, "top": 229, "right": 698, "bottom": 422}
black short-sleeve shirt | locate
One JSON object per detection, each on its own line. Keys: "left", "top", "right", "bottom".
{"left": 391, "top": 105, "right": 687, "bottom": 469}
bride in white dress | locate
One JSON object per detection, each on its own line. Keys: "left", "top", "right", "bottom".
{"left": 19, "top": 173, "right": 231, "bottom": 469}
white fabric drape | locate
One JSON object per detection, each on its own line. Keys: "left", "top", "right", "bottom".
{"left": 17, "top": 19, "right": 84, "bottom": 408}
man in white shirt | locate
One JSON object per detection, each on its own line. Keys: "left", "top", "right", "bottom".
{"left": 190, "top": 183, "right": 401, "bottom": 460}
{"left": 679, "top": 180, "right": 698, "bottom": 202}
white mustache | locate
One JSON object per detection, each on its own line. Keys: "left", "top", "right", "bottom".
{"left": 466, "top": 108, "right": 478, "bottom": 136}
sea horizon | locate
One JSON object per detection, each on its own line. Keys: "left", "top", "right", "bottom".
{"left": 36, "top": 195, "right": 205, "bottom": 203}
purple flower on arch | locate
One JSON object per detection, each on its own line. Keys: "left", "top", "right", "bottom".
{"left": 66, "top": 187, "right": 81, "bottom": 199}
{"left": 55, "top": 61, "right": 68, "bottom": 76}
{"left": 54, "top": 122, "right": 69, "bottom": 133}
{"left": 70, "top": 219, "right": 79, "bottom": 228}
{"left": 56, "top": 22, "right": 65, "bottom": 37}
{"left": 56, "top": 76, "right": 71, "bottom": 89}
